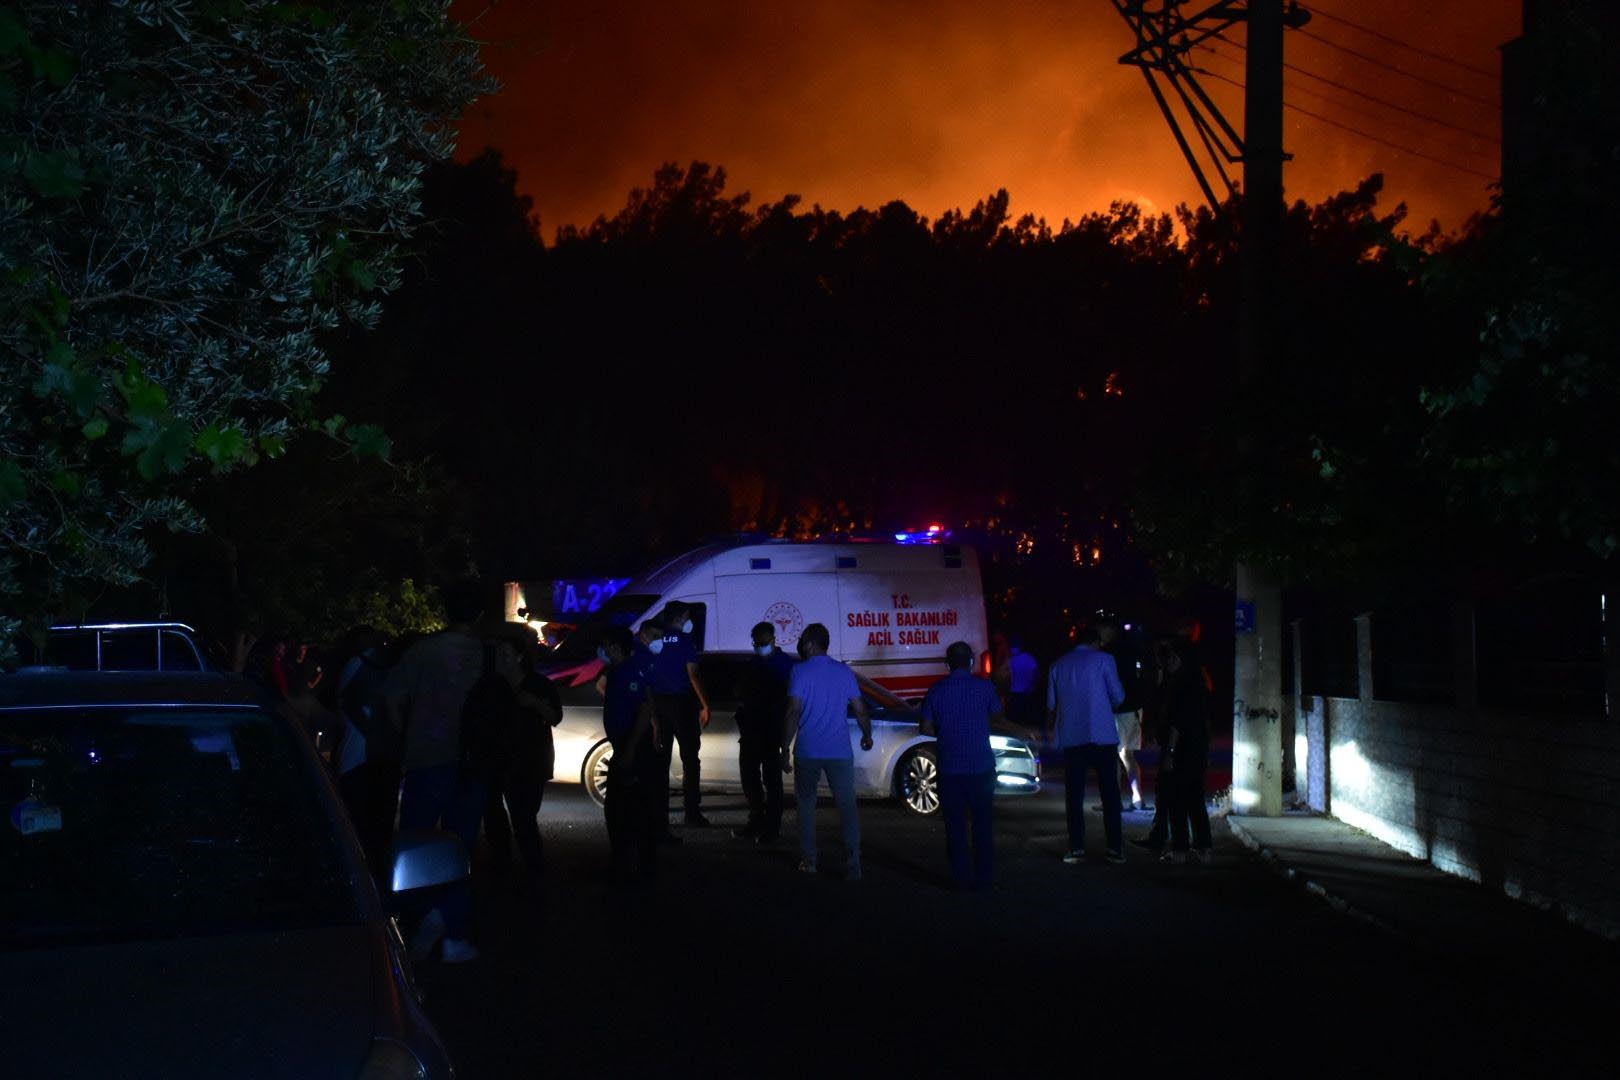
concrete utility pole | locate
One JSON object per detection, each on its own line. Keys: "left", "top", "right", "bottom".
{"left": 1112, "top": 0, "right": 1307, "bottom": 816}
{"left": 1232, "top": 0, "right": 1287, "bottom": 817}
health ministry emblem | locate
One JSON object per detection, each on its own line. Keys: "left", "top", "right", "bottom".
{"left": 764, "top": 601, "right": 805, "bottom": 646}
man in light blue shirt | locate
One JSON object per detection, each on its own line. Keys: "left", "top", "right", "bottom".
{"left": 1047, "top": 626, "right": 1127, "bottom": 863}
{"left": 783, "top": 623, "right": 872, "bottom": 879}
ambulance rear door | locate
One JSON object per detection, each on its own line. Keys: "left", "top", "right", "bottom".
{"left": 835, "top": 545, "right": 986, "bottom": 699}
{"left": 711, "top": 545, "right": 840, "bottom": 654}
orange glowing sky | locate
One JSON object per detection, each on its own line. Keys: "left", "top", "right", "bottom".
{"left": 452, "top": 1, "right": 1518, "bottom": 237}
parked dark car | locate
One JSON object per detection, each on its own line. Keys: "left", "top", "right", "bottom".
{"left": 0, "top": 673, "right": 463, "bottom": 1079}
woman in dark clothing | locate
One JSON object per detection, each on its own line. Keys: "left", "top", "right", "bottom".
{"left": 1156, "top": 636, "right": 1213, "bottom": 863}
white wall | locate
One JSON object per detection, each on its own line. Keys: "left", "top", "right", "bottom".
{"left": 1292, "top": 690, "right": 1620, "bottom": 940}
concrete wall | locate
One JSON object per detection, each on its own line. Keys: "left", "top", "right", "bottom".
{"left": 1288, "top": 607, "right": 1620, "bottom": 939}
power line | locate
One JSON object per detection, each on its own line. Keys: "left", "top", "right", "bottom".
{"left": 1296, "top": 27, "right": 1500, "bottom": 107}
{"left": 1201, "top": 40, "right": 1499, "bottom": 145}
{"left": 1303, "top": 3, "right": 1500, "bottom": 80}
{"left": 1195, "top": 53, "right": 1498, "bottom": 163}
{"left": 1198, "top": 68, "right": 1498, "bottom": 181}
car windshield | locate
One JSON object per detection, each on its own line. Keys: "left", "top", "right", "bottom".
{"left": 551, "top": 593, "right": 660, "bottom": 663}
{"left": 1, "top": 706, "right": 360, "bottom": 950}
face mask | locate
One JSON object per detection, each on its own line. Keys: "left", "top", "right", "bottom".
{"left": 755, "top": 644, "right": 774, "bottom": 658}
{"left": 681, "top": 620, "right": 694, "bottom": 635}
{"left": 596, "top": 647, "right": 611, "bottom": 665}
{"left": 648, "top": 638, "right": 665, "bottom": 655}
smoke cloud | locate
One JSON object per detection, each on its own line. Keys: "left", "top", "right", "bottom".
{"left": 453, "top": 1, "right": 1516, "bottom": 235}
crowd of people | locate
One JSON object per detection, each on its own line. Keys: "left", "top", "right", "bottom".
{"left": 238, "top": 582, "right": 1215, "bottom": 964}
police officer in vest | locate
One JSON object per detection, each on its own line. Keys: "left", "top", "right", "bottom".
{"left": 651, "top": 601, "right": 712, "bottom": 828}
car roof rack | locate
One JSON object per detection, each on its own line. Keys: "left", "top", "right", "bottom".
{"left": 48, "top": 622, "right": 199, "bottom": 632}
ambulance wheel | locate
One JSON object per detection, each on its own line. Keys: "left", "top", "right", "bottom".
{"left": 896, "top": 747, "right": 941, "bottom": 815}
{"left": 583, "top": 741, "right": 612, "bottom": 807}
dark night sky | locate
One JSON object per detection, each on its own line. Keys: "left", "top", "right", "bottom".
{"left": 451, "top": 1, "right": 1518, "bottom": 235}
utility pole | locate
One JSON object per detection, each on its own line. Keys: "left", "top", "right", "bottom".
{"left": 1113, "top": 1, "right": 1308, "bottom": 816}
{"left": 1233, "top": 1, "right": 1288, "bottom": 818}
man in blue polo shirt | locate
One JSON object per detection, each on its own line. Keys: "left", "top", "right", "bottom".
{"left": 650, "top": 601, "right": 712, "bottom": 828}
{"left": 919, "top": 641, "right": 1005, "bottom": 891}
{"left": 1047, "top": 625, "right": 1127, "bottom": 864}
{"left": 782, "top": 623, "right": 871, "bottom": 880}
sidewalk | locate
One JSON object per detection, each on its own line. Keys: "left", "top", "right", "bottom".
{"left": 1225, "top": 809, "right": 1617, "bottom": 958}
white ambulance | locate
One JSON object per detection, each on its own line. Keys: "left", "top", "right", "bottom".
{"left": 534, "top": 536, "right": 988, "bottom": 697}
{"left": 532, "top": 537, "right": 1041, "bottom": 814}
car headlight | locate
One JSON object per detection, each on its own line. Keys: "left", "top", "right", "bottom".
{"left": 989, "top": 735, "right": 1017, "bottom": 751}
{"left": 358, "top": 1038, "right": 427, "bottom": 1080}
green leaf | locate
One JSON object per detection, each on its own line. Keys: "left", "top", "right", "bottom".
{"left": 385, "top": 37, "right": 419, "bottom": 64}
{"left": 139, "top": 422, "right": 194, "bottom": 480}
{"left": 347, "top": 423, "right": 392, "bottom": 462}
{"left": 81, "top": 415, "right": 109, "bottom": 440}
{"left": 258, "top": 433, "right": 287, "bottom": 460}
{"left": 114, "top": 359, "right": 168, "bottom": 417}
{"left": 0, "top": 459, "right": 24, "bottom": 509}
{"left": 33, "top": 342, "right": 101, "bottom": 418}
{"left": 346, "top": 262, "right": 378, "bottom": 292}
{"left": 47, "top": 280, "right": 70, "bottom": 327}
{"left": 321, "top": 413, "right": 347, "bottom": 438}
{"left": 0, "top": 9, "right": 28, "bottom": 54}
{"left": 121, "top": 416, "right": 192, "bottom": 480}
{"left": 29, "top": 46, "right": 76, "bottom": 87}
{"left": 22, "top": 149, "right": 85, "bottom": 199}
{"left": 195, "top": 423, "right": 248, "bottom": 469}
{"left": 49, "top": 469, "right": 80, "bottom": 496}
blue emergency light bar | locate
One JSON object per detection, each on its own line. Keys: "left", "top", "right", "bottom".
{"left": 893, "top": 525, "right": 950, "bottom": 545}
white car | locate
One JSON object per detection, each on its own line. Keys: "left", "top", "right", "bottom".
{"left": 546, "top": 651, "right": 1041, "bottom": 815}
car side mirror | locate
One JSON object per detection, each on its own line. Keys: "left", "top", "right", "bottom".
{"left": 389, "top": 829, "right": 469, "bottom": 894}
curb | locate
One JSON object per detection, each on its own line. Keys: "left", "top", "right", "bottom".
{"left": 1224, "top": 816, "right": 1400, "bottom": 940}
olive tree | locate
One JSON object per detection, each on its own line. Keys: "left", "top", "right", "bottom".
{"left": 0, "top": 1, "right": 486, "bottom": 652}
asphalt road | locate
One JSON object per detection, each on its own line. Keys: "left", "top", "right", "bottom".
{"left": 418, "top": 782, "right": 1616, "bottom": 1077}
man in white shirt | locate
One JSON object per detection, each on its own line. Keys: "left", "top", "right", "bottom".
{"left": 1047, "top": 626, "right": 1127, "bottom": 864}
